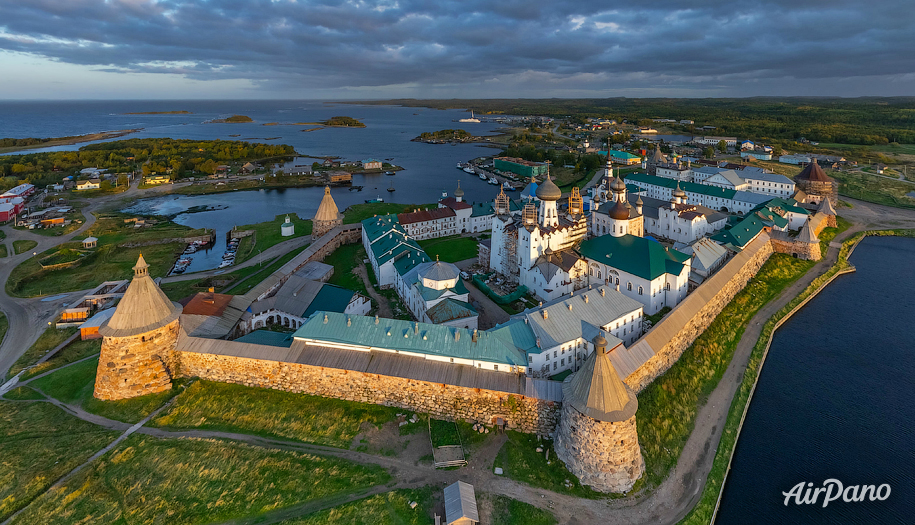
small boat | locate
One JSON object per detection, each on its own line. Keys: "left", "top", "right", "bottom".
{"left": 502, "top": 182, "right": 516, "bottom": 191}
{"left": 172, "top": 267, "right": 186, "bottom": 274}
{"left": 463, "top": 167, "right": 475, "bottom": 174}
{"left": 387, "top": 182, "right": 396, "bottom": 192}
{"left": 365, "top": 197, "right": 384, "bottom": 203}
{"left": 488, "top": 177, "right": 499, "bottom": 185}
{"left": 456, "top": 162, "right": 464, "bottom": 169}
{"left": 384, "top": 171, "right": 395, "bottom": 176}
{"left": 222, "top": 253, "right": 235, "bottom": 260}
{"left": 479, "top": 173, "right": 487, "bottom": 180}
{"left": 177, "top": 258, "right": 192, "bottom": 265}
{"left": 218, "top": 260, "right": 233, "bottom": 269}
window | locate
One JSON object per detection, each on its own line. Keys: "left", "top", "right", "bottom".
{"left": 627, "top": 282, "right": 632, "bottom": 291}
{"left": 553, "top": 362, "right": 558, "bottom": 370}
{"left": 528, "top": 355, "right": 533, "bottom": 363}
{"left": 553, "top": 351, "right": 558, "bottom": 358}
{"left": 494, "top": 365, "right": 499, "bottom": 371}
{"left": 450, "top": 358, "right": 454, "bottom": 363}
{"left": 666, "top": 283, "right": 671, "bottom": 291}
{"left": 561, "top": 358, "right": 565, "bottom": 366}
{"left": 546, "top": 353, "right": 549, "bottom": 361}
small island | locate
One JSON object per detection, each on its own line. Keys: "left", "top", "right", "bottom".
{"left": 413, "top": 129, "right": 473, "bottom": 143}
{"left": 123, "top": 111, "right": 192, "bottom": 115}
{"left": 209, "top": 115, "right": 254, "bottom": 123}
{"left": 321, "top": 116, "right": 365, "bottom": 128}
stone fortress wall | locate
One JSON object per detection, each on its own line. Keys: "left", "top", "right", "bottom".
{"left": 623, "top": 234, "right": 775, "bottom": 393}
{"left": 176, "top": 350, "right": 560, "bottom": 435}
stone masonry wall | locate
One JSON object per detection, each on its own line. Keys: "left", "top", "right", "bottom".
{"left": 625, "top": 239, "right": 774, "bottom": 392}
{"left": 177, "top": 351, "right": 560, "bottom": 435}
{"left": 554, "top": 405, "right": 644, "bottom": 493}
{"left": 94, "top": 320, "right": 180, "bottom": 400}
{"left": 771, "top": 237, "right": 821, "bottom": 261}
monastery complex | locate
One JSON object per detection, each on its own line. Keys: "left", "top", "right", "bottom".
{"left": 91, "top": 153, "right": 838, "bottom": 494}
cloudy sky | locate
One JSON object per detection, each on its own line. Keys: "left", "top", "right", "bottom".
{"left": 1, "top": 0, "right": 913, "bottom": 99}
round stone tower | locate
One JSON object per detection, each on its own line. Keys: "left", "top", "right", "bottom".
{"left": 312, "top": 185, "right": 343, "bottom": 239}
{"left": 93, "top": 255, "right": 182, "bottom": 401}
{"left": 554, "top": 333, "right": 644, "bottom": 493}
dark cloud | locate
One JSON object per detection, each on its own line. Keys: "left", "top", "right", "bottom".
{"left": 1, "top": 0, "right": 914, "bottom": 97}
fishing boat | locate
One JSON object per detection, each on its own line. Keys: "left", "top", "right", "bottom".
{"left": 479, "top": 172, "right": 487, "bottom": 180}
{"left": 177, "top": 258, "right": 192, "bottom": 266}
{"left": 502, "top": 182, "right": 516, "bottom": 191}
{"left": 183, "top": 245, "right": 197, "bottom": 254}
{"left": 387, "top": 182, "right": 396, "bottom": 192}
{"left": 488, "top": 177, "right": 499, "bottom": 185}
{"left": 364, "top": 196, "right": 384, "bottom": 203}
{"left": 384, "top": 171, "right": 395, "bottom": 176}
{"left": 463, "top": 166, "right": 475, "bottom": 174}
{"left": 456, "top": 162, "right": 464, "bottom": 169}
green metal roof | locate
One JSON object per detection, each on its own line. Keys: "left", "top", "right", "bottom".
{"left": 394, "top": 250, "right": 431, "bottom": 276}
{"left": 302, "top": 284, "right": 356, "bottom": 318}
{"left": 710, "top": 213, "right": 769, "bottom": 249}
{"left": 750, "top": 197, "right": 809, "bottom": 217}
{"left": 578, "top": 234, "right": 690, "bottom": 281}
{"left": 426, "top": 298, "right": 478, "bottom": 324}
{"left": 626, "top": 172, "right": 737, "bottom": 200}
{"left": 604, "top": 149, "right": 641, "bottom": 160}
{"left": 234, "top": 330, "right": 294, "bottom": 348}
{"left": 293, "top": 312, "right": 527, "bottom": 366}
{"left": 361, "top": 214, "right": 401, "bottom": 243}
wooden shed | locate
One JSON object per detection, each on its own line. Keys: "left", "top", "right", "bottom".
{"left": 444, "top": 481, "right": 478, "bottom": 525}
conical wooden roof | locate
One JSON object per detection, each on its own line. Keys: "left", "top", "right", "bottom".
{"left": 562, "top": 334, "right": 638, "bottom": 422}
{"left": 314, "top": 186, "right": 341, "bottom": 221}
{"left": 99, "top": 255, "right": 181, "bottom": 337}
{"left": 796, "top": 160, "right": 830, "bottom": 182}
{"left": 799, "top": 219, "right": 819, "bottom": 244}
{"left": 817, "top": 197, "right": 836, "bottom": 216}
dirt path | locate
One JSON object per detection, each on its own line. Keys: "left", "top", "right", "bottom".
{"left": 354, "top": 264, "right": 392, "bottom": 318}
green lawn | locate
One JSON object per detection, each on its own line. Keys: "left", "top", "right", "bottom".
{"left": 830, "top": 170, "right": 915, "bottom": 209}
{"left": 232, "top": 213, "right": 313, "bottom": 265}
{"left": 323, "top": 243, "right": 369, "bottom": 297}
{"left": 12, "top": 239, "right": 37, "bottom": 255}
{"left": 418, "top": 234, "right": 478, "bottom": 263}
{"left": 7, "top": 241, "right": 182, "bottom": 298}
{"left": 278, "top": 488, "right": 433, "bottom": 525}
{"left": 151, "top": 380, "right": 402, "bottom": 448}
{"left": 429, "top": 419, "right": 461, "bottom": 448}
{"left": 493, "top": 431, "right": 605, "bottom": 499}
{"left": 489, "top": 494, "right": 557, "bottom": 525}
{"left": 636, "top": 254, "right": 815, "bottom": 490}
{"left": 1, "top": 386, "right": 44, "bottom": 400}
{"left": 8, "top": 435, "right": 391, "bottom": 525}
{"left": 818, "top": 215, "right": 852, "bottom": 254}
{"left": 6, "top": 326, "right": 77, "bottom": 379}
{"left": 0, "top": 313, "right": 7, "bottom": 353}
{"left": 342, "top": 202, "right": 435, "bottom": 224}
{"left": 0, "top": 401, "right": 118, "bottom": 522}
{"left": 30, "top": 357, "right": 177, "bottom": 423}
{"left": 0, "top": 244, "right": 7, "bottom": 258}
{"left": 22, "top": 338, "right": 101, "bottom": 380}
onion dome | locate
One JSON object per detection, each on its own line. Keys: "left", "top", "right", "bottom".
{"left": 636, "top": 196, "right": 644, "bottom": 206}
{"left": 608, "top": 200, "right": 630, "bottom": 220}
{"left": 673, "top": 182, "right": 686, "bottom": 199}
{"left": 610, "top": 176, "right": 626, "bottom": 193}
{"left": 535, "top": 173, "right": 562, "bottom": 201}
{"left": 453, "top": 180, "right": 464, "bottom": 198}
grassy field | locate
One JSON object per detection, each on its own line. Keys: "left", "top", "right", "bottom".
{"left": 818, "top": 215, "right": 852, "bottom": 254}
{"left": 30, "top": 357, "right": 177, "bottom": 423}
{"left": 0, "top": 313, "right": 7, "bottom": 352}
{"left": 6, "top": 326, "right": 77, "bottom": 379}
{"left": 233, "top": 213, "right": 313, "bottom": 265}
{"left": 0, "top": 244, "right": 6, "bottom": 258}
{"left": 8, "top": 435, "right": 390, "bottom": 525}
{"left": 322, "top": 243, "right": 370, "bottom": 296}
{"left": 636, "top": 253, "right": 815, "bottom": 490}
{"left": 342, "top": 202, "right": 435, "bottom": 224}
{"left": 493, "top": 431, "right": 605, "bottom": 499}
{"left": 0, "top": 401, "right": 118, "bottom": 522}
{"left": 278, "top": 488, "right": 433, "bottom": 525}
{"left": 2, "top": 386, "right": 45, "bottom": 400}
{"left": 830, "top": 170, "right": 915, "bottom": 209}
{"left": 12, "top": 239, "right": 37, "bottom": 255}
{"left": 418, "top": 234, "right": 478, "bottom": 263}
{"left": 22, "top": 338, "right": 101, "bottom": 380}
{"left": 429, "top": 419, "right": 461, "bottom": 448}
{"left": 7, "top": 240, "right": 182, "bottom": 297}
{"left": 151, "top": 380, "right": 402, "bottom": 448}
{"left": 489, "top": 494, "right": 557, "bottom": 525}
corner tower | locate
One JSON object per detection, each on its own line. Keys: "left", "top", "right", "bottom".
{"left": 313, "top": 186, "right": 343, "bottom": 239}
{"left": 93, "top": 255, "right": 182, "bottom": 400}
{"left": 554, "top": 333, "right": 644, "bottom": 493}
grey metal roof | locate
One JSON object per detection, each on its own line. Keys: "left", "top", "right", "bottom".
{"left": 686, "top": 238, "right": 729, "bottom": 273}
{"left": 177, "top": 333, "right": 558, "bottom": 399}
{"left": 100, "top": 255, "right": 182, "bottom": 337}
{"left": 512, "top": 285, "right": 642, "bottom": 352}
{"left": 180, "top": 295, "right": 250, "bottom": 339}
{"left": 562, "top": 338, "right": 638, "bottom": 422}
{"left": 739, "top": 171, "right": 794, "bottom": 184}
{"left": 294, "top": 261, "right": 334, "bottom": 282}
{"left": 421, "top": 260, "right": 460, "bottom": 282}
{"left": 444, "top": 481, "right": 479, "bottom": 525}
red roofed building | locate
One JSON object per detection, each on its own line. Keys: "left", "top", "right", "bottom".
{"left": 397, "top": 207, "right": 457, "bottom": 240}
